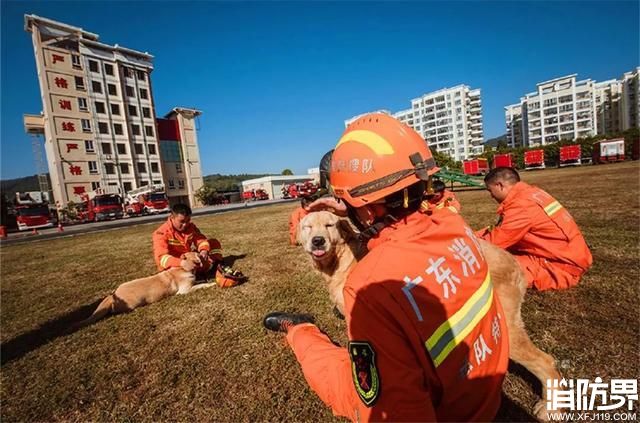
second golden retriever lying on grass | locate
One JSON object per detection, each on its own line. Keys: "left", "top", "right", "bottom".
{"left": 75, "top": 252, "right": 214, "bottom": 328}
{"left": 298, "top": 211, "right": 562, "bottom": 421}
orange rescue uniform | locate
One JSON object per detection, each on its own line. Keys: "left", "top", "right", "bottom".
{"left": 289, "top": 207, "right": 309, "bottom": 245}
{"left": 422, "top": 189, "right": 461, "bottom": 214}
{"left": 479, "top": 181, "right": 592, "bottom": 291}
{"left": 286, "top": 210, "right": 509, "bottom": 421}
{"left": 152, "top": 218, "right": 222, "bottom": 271}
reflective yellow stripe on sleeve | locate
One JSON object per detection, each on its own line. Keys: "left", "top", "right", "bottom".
{"left": 197, "top": 240, "right": 210, "bottom": 249}
{"left": 425, "top": 273, "right": 494, "bottom": 367}
{"left": 160, "top": 254, "right": 172, "bottom": 268}
{"left": 543, "top": 200, "right": 563, "bottom": 216}
{"left": 209, "top": 249, "right": 222, "bottom": 255}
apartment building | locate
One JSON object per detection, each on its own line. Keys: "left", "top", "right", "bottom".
{"left": 345, "top": 85, "right": 484, "bottom": 161}
{"left": 505, "top": 69, "right": 639, "bottom": 148}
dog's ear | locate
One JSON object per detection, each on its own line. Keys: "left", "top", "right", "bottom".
{"left": 296, "top": 216, "right": 308, "bottom": 246}
{"left": 338, "top": 218, "right": 357, "bottom": 242}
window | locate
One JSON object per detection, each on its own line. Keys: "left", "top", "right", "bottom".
{"left": 126, "top": 85, "right": 134, "bottom": 97}
{"left": 128, "top": 105, "right": 138, "bottom": 116}
{"left": 89, "top": 60, "right": 99, "bottom": 73}
{"left": 137, "top": 162, "right": 147, "bottom": 173}
{"left": 105, "top": 163, "right": 115, "bottom": 174}
{"left": 140, "top": 180, "right": 149, "bottom": 187}
{"left": 140, "top": 88, "right": 148, "bottom": 99}
{"left": 178, "top": 180, "right": 185, "bottom": 189}
{"left": 81, "top": 119, "right": 92, "bottom": 132}
{"left": 84, "top": 140, "right": 95, "bottom": 153}
{"left": 117, "top": 144, "right": 126, "bottom": 155}
{"left": 151, "top": 162, "right": 159, "bottom": 173}
{"left": 175, "top": 163, "right": 183, "bottom": 173}
{"left": 104, "top": 63, "right": 114, "bottom": 76}
{"left": 153, "top": 180, "right": 162, "bottom": 185}
{"left": 137, "top": 70, "right": 146, "bottom": 81}
{"left": 168, "top": 179, "right": 175, "bottom": 189}
{"left": 159, "top": 141, "right": 182, "bottom": 162}
{"left": 108, "top": 83, "right": 117, "bottom": 96}
{"left": 98, "top": 122, "right": 109, "bottom": 134}
{"left": 145, "top": 125, "right": 154, "bottom": 137}
{"left": 88, "top": 162, "right": 98, "bottom": 174}
{"left": 121, "top": 163, "right": 130, "bottom": 174}
{"left": 131, "top": 124, "right": 141, "bottom": 136}
{"left": 134, "top": 144, "right": 143, "bottom": 155}
{"left": 101, "top": 143, "right": 112, "bottom": 155}
{"left": 123, "top": 182, "right": 132, "bottom": 192}
{"left": 142, "top": 107, "right": 151, "bottom": 118}
{"left": 148, "top": 144, "right": 156, "bottom": 155}
{"left": 113, "top": 123, "right": 123, "bottom": 135}
{"left": 92, "top": 80, "right": 102, "bottom": 93}
{"left": 78, "top": 97, "right": 88, "bottom": 111}
{"left": 71, "top": 55, "right": 81, "bottom": 69}
{"left": 75, "top": 76, "right": 85, "bottom": 90}
{"left": 124, "top": 67, "right": 133, "bottom": 78}
{"left": 111, "top": 104, "right": 120, "bottom": 115}
{"left": 91, "top": 181, "right": 100, "bottom": 190}
{"left": 94, "top": 101, "right": 106, "bottom": 114}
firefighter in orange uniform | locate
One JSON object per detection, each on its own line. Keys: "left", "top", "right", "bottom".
{"left": 264, "top": 114, "right": 509, "bottom": 421}
{"left": 152, "top": 203, "right": 229, "bottom": 284}
{"left": 288, "top": 197, "right": 311, "bottom": 245}
{"left": 478, "top": 167, "right": 592, "bottom": 291}
{"left": 422, "top": 179, "right": 461, "bottom": 214}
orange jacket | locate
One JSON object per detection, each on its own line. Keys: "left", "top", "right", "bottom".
{"left": 289, "top": 207, "right": 309, "bottom": 245}
{"left": 287, "top": 210, "right": 509, "bottom": 421}
{"left": 479, "top": 182, "right": 592, "bottom": 273}
{"left": 421, "top": 189, "right": 461, "bottom": 214}
{"left": 152, "top": 218, "right": 218, "bottom": 270}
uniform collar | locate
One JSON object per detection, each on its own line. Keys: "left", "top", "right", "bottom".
{"left": 498, "top": 181, "right": 528, "bottom": 213}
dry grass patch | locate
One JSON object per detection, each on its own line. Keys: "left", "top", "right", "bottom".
{"left": 2, "top": 161, "right": 639, "bottom": 422}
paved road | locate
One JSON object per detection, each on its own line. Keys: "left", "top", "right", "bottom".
{"left": 1, "top": 199, "right": 295, "bottom": 246}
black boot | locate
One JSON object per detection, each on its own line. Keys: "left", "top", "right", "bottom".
{"left": 263, "top": 312, "right": 315, "bottom": 333}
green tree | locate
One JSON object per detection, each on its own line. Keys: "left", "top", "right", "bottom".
{"left": 281, "top": 169, "right": 294, "bottom": 175}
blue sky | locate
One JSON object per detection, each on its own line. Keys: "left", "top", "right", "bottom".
{"left": 1, "top": 0, "right": 638, "bottom": 180}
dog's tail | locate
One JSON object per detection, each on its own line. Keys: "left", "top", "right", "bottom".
{"left": 72, "top": 295, "right": 115, "bottom": 329}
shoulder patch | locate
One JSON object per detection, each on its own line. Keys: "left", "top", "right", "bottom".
{"left": 349, "top": 341, "right": 380, "bottom": 407}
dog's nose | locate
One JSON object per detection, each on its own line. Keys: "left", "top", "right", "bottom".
{"left": 311, "top": 236, "right": 326, "bottom": 247}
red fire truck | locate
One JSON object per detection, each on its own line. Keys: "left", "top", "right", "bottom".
{"left": 124, "top": 184, "right": 170, "bottom": 216}
{"left": 242, "top": 189, "right": 269, "bottom": 201}
{"left": 559, "top": 145, "right": 582, "bottom": 167}
{"left": 493, "top": 153, "right": 514, "bottom": 168}
{"left": 77, "top": 188, "right": 124, "bottom": 222}
{"left": 14, "top": 191, "right": 54, "bottom": 231}
{"left": 524, "top": 150, "right": 545, "bottom": 170}
{"left": 463, "top": 158, "right": 489, "bottom": 176}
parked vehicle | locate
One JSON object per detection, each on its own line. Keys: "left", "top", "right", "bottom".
{"left": 463, "top": 158, "right": 489, "bottom": 176}
{"left": 493, "top": 153, "right": 514, "bottom": 168}
{"left": 124, "top": 184, "right": 170, "bottom": 216}
{"left": 78, "top": 187, "right": 124, "bottom": 222}
{"left": 559, "top": 145, "right": 582, "bottom": 167}
{"left": 15, "top": 191, "right": 54, "bottom": 231}
{"left": 524, "top": 150, "right": 545, "bottom": 170}
{"left": 593, "top": 138, "right": 625, "bottom": 164}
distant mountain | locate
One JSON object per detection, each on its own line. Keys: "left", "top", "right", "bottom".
{"left": 1, "top": 174, "right": 44, "bottom": 198}
{"left": 485, "top": 134, "right": 508, "bottom": 148}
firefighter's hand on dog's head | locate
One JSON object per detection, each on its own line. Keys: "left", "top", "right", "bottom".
{"left": 305, "top": 197, "right": 347, "bottom": 217}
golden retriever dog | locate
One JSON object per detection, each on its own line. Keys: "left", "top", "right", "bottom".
{"left": 75, "top": 252, "right": 214, "bottom": 328}
{"left": 298, "top": 210, "right": 562, "bottom": 421}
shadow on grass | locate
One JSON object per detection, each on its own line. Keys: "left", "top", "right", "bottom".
{"left": 509, "top": 360, "right": 545, "bottom": 397}
{"left": 494, "top": 393, "right": 537, "bottom": 422}
{"left": 1, "top": 298, "right": 103, "bottom": 365}
{"left": 222, "top": 254, "right": 247, "bottom": 268}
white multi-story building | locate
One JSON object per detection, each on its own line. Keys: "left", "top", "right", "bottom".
{"left": 505, "top": 69, "right": 640, "bottom": 148}
{"left": 345, "top": 85, "right": 484, "bottom": 161}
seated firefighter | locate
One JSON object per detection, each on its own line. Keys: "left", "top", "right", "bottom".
{"left": 421, "top": 179, "right": 461, "bottom": 214}
{"left": 478, "top": 167, "right": 592, "bottom": 291}
{"left": 288, "top": 197, "right": 311, "bottom": 246}
{"left": 264, "top": 113, "right": 509, "bottom": 422}
{"left": 152, "top": 203, "right": 242, "bottom": 287}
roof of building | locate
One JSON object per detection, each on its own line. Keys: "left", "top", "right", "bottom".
{"left": 164, "top": 107, "right": 203, "bottom": 119}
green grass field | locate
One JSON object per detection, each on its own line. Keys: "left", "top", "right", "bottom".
{"left": 2, "top": 161, "right": 639, "bottom": 422}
